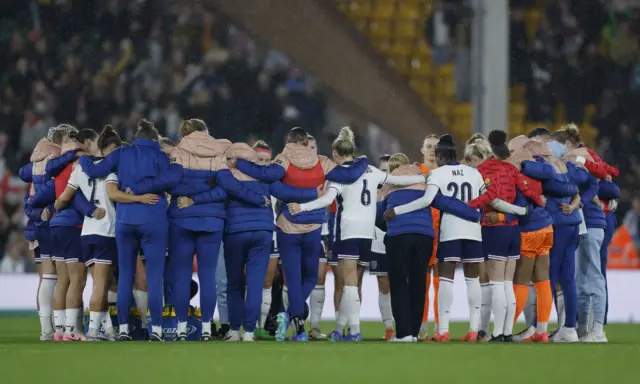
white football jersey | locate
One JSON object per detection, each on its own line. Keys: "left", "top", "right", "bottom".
{"left": 271, "top": 196, "right": 278, "bottom": 241}
{"left": 371, "top": 227, "right": 386, "bottom": 254}
{"left": 428, "top": 164, "right": 484, "bottom": 242}
{"left": 68, "top": 160, "right": 118, "bottom": 237}
{"left": 330, "top": 165, "right": 389, "bottom": 241}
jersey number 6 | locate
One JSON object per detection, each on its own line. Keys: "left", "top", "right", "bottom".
{"left": 361, "top": 179, "right": 371, "bottom": 206}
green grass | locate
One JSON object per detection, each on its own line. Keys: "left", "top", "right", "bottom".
{"left": 1, "top": 316, "right": 639, "bottom": 383}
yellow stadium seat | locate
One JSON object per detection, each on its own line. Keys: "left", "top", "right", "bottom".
{"left": 510, "top": 103, "right": 526, "bottom": 121}
{"left": 372, "top": 37, "right": 393, "bottom": 55}
{"left": 434, "top": 77, "right": 455, "bottom": 98}
{"left": 394, "top": 21, "right": 418, "bottom": 39}
{"left": 387, "top": 55, "right": 411, "bottom": 75}
{"left": 580, "top": 123, "right": 598, "bottom": 148}
{"left": 368, "top": 21, "right": 392, "bottom": 38}
{"left": 436, "top": 64, "right": 455, "bottom": 78}
{"left": 584, "top": 104, "right": 597, "bottom": 123}
{"left": 348, "top": 1, "right": 373, "bottom": 18}
{"left": 524, "top": 10, "right": 541, "bottom": 39}
{"left": 510, "top": 84, "right": 526, "bottom": 102}
{"left": 389, "top": 40, "right": 412, "bottom": 56}
{"left": 554, "top": 105, "right": 565, "bottom": 123}
{"left": 409, "top": 79, "right": 430, "bottom": 96}
{"left": 410, "top": 58, "right": 432, "bottom": 76}
{"left": 396, "top": 3, "right": 421, "bottom": 20}
{"left": 371, "top": 2, "right": 395, "bottom": 19}
{"left": 510, "top": 123, "right": 525, "bottom": 137}
{"left": 414, "top": 40, "right": 431, "bottom": 55}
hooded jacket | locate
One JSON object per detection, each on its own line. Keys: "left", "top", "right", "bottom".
{"left": 235, "top": 143, "right": 369, "bottom": 234}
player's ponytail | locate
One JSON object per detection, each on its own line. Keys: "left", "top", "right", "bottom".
{"left": 135, "top": 119, "right": 160, "bottom": 141}
{"left": 488, "top": 130, "right": 510, "bottom": 160}
{"left": 463, "top": 140, "right": 492, "bottom": 164}
{"left": 466, "top": 133, "right": 486, "bottom": 147}
{"left": 559, "top": 123, "right": 581, "bottom": 145}
{"left": 98, "top": 125, "right": 122, "bottom": 153}
{"left": 388, "top": 153, "right": 410, "bottom": 173}
{"left": 332, "top": 126, "right": 356, "bottom": 158}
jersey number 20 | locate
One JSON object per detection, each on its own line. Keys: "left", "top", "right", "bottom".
{"left": 361, "top": 179, "right": 371, "bottom": 206}
{"left": 447, "top": 181, "right": 472, "bottom": 202}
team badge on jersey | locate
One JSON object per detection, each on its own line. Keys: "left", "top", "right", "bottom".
{"left": 484, "top": 177, "right": 491, "bottom": 186}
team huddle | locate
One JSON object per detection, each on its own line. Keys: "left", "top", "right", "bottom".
{"left": 21, "top": 119, "right": 618, "bottom": 343}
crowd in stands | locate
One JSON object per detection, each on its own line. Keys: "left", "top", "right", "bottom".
{"left": 0, "top": 0, "right": 328, "bottom": 271}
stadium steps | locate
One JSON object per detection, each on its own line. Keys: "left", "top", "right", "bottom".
{"left": 215, "top": 0, "right": 448, "bottom": 157}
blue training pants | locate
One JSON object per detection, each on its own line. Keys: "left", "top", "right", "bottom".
{"left": 216, "top": 245, "right": 229, "bottom": 324}
{"left": 224, "top": 231, "right": 272, "bottom": 332}
{"left": 277, "top": 228, "right": 322, "bottom": 318}
{"left": 601, "top": 212, "right": 616, "bottom": 324}
{"left": 168, "top": 223, "right": 223, "bottom": 324}
{"left": 116, "top": 220, "right": 168, "bottom": 327}
{"left": 550, "top": 224, "right": 579, "bottom": 328}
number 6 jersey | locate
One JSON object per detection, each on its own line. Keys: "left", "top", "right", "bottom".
{"left": 428, "top": 163, "right": 484, "bottom": 242}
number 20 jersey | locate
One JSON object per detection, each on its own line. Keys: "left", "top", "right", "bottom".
{"left": 327, "top": 165, "right": 388, "bottom": 241}
{"left": 427, "top": 164, "right": 484, "bottom": 242}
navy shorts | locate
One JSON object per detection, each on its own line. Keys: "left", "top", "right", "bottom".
{"left": 82, "top": 235, "right": 118, "bottom": 266}
{"left": 270, "top": 238, "right": 279, "bottom": 259}
{"left": 332, "top": 238, "right": 373, "bottom": 266}
{"left": 319, "top": 236, "right": 328, "bottom": 263}
{"left": 482, "top": 226, "right": 521, "bottom": 261}
{"left": 35, "top": 226, "right": 54, "bottom": 260}
{"left": 437, "top": 239, "right": 484, "bottom": 263}
{"left": 366, "top": 250, "right": 388, "bottom": 276}
{"left": 50, "top": 226, "right": 83, "bottom": 263}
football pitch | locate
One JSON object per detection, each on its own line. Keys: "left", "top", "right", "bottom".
{"left": 0, "top": 315, "right": 639, "bottom": 383}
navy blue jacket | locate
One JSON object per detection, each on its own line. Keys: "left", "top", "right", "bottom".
{"left": 513, "top": 189, "right": 553, "bottom": 233}
{"left": 598, "top": 180, "right": 620, "bottom": 201}
{"left": 378, "top": 190, "right": 480, "bottom": 237}
{"left": 521, "top": 159, "right": 581, "bottom": 227}
{"left": 568, "top": 163, "right": 606, "bottom": 229}
{"left": 217, "top": 169, "right": 318, "bottom": 234}
{"left": 79, "top": 139, "right": 170, "bottom": 225}
{"left": 130, "top": 163, "right": 226, "bottom": 232}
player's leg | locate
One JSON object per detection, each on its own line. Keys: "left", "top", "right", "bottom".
{"left": 216, "top": 242, "right": 230, "bottom": 338}
{"left": 140, "top": 221, "right": 169, "bottom": 341}
{"left": 195, "top": 230, "right": 223, "bottom": 341}
{"left": 408, "top": 235, "right": 432, "bottom": 339}
{"left": 433, "top": 240, "right": 461, "bottom": 342}
{"left": 601, "top": 212, "right": 615, "bottom": 325}
{"left": 483, "top": 226, "right": 511, "bottom": 341}
{"left": 39, "top": 257, "right": 56, "bottom": 340}
{"left": 553, "top": 225, "right": 580, "bottom": 342}
{"left": 577, "top": 227, "right": 607, "bottom": 342}
{"left": 512, "top": 233, "right": 535, "bottom": 341}
{"left": 419, "top": 267, "right": 432, "bottom": 340}
{"left": 309, "top": 239, "right": 328, "bottom": 339}
{"left": 133, "top": 256, "right": 148, "bottom": 331}
{"left": 222, "top": 232, "right": 246, "bottom": 341}
{"left": 256, "top": 255, "right": 278, "bottom": 338}
{"left": 115, "top": 223, "right": 140, "bottom": 340}
{"left": 242, "top": 231, "right": 273, "bottom": 341}
{"left": 503, "top": 257, "right": 518, "bottom": 340}
{"left": 52, "top": 258, "right": 69, "bottom": 341}
{"left": 64, "top": 228, "right": 86, "bottom": 340}
{"left": 532, "top": 249, "right": 551, "bottom": 342}
{"left": 460, "top": 240, "right": 483, "bottom": 342}
{"left": 478, "top": 262, "right": 491, "bottom": 341}
{"left": 276, "top": 229, "right": 303, "bottom": 341}
{"left": 291, "top": 229, "right": 322, "bottom": 341}
{"left": 386, "top": 234, "right": 414, "bottom": 342}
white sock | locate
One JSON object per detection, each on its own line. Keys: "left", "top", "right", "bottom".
{"left": 537, "top": 321, "right": 548, "bottom": 334}
{"left": 65, "top": 308, "right": 81, "bottom": 334}
{"left": 335, "top": 310, "right": 340, "bottom": 323}
{"left": 88, "top": 311, "right": 103, "bottom": 336}
{"left": 282, "top": 286, "right": 289, "bottom": 311}
{"left": 593, "top": 322, "right": 604, "bottom": 334}
{"left": 310, "top": 285, "right": 325, "bottom": 329}
{"left": 107, "top": 291, "right": 117, "bottom": 303}
{"left": 53, "top": 310, "right": 66, "bottom": 335}
{"left": 39, "top": 274, "right": 56, "bottom": 335}
{"left": 524, "top": 284, "right": 536, "bottom": 327}
{"left": 102, "top": 311, "right": 114, "bottom": 335}
{"left": 588, "top": 305, "right": 595, "bottom": 331}
{"left": 119, "top": 323, "right": 129, "bottom": 334}
{"left": 152, "top": 325, "right": 162, "bottom": 336}
{"left": 133, "top": 290, "right": 148, "bottom": 329}
{"left": 343, "top": 286, "right": 360, "bottom": 334}
{"left": 556, "top": 291, "right": 565, "bottom": 328}
{"left": 438, "top": 278, "right": 454, "bottom": 334}
{"left": 336, "top": 293, "right": 349, "bottom": 333}
{"left": 490, "top": 281, "right": 507, "bottom": 337}
{"left": 378, "top": 292, "right": 393, "bottom": 329}
{"left": 259, "top": 288, "right": 272, "bottom": 328}
{"left": 465, "top": 277, "right": 481, "bottom": 332}
{"left": 480, "top": 283, "right": 492, "bottom": 334}
{"left": 504, "top": 281, "right": 516, "bottom": 336}
{"left": 202, "top": 322, "right": 212, "bottom": 335}
{"left": 177, "top": 321, "right": 187, "bottom": 334}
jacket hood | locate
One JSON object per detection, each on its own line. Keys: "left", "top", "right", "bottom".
{"left": 178, "top": 131, "right": 231, "bottom": 158}
{"left": 380, "top": 164, "right": 425, "bottom": 199}
{"left": 61, "top": 141, "right": 85, "bottom": 154}
{"left": 30, "top": 138, "right": 61, "bottom": 162}
{"left": 227, "top": 143, "right": 258, "bottom": 181}
{"left": 525, "top": 141, "right": 567, "bottom": 173}
{"left": 282, "top": 143, "right": 318, "bottom": 170}
{"left": 506, "top": 136, "right": 534, "bottom": 167}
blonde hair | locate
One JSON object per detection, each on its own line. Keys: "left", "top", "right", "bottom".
{"left": 388, "top": 153, "right": 410, "bottom": 172}
{"left": 332, "top": 126, "right": 356, "bottom": 158}
{"left": 466, "top": 133, "right": 486, "bottom": 146}
{"left": 463, "top": 140, "right": 492, "bottom": 163}
{"left": 180, "top": 118, "right": 208, "bottom": 137}
{"left": 557, "top": 123, "right": 580, "bottom": 144}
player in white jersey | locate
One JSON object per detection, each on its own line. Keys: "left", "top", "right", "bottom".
{"left": 388, "top": 134, "right": 523, "bottom": 342}
{"left": 288, "top": 127, "right": 425, "bottom": 341}
{"left": 55, "top": 126, "right": 158, "bottom": 340}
